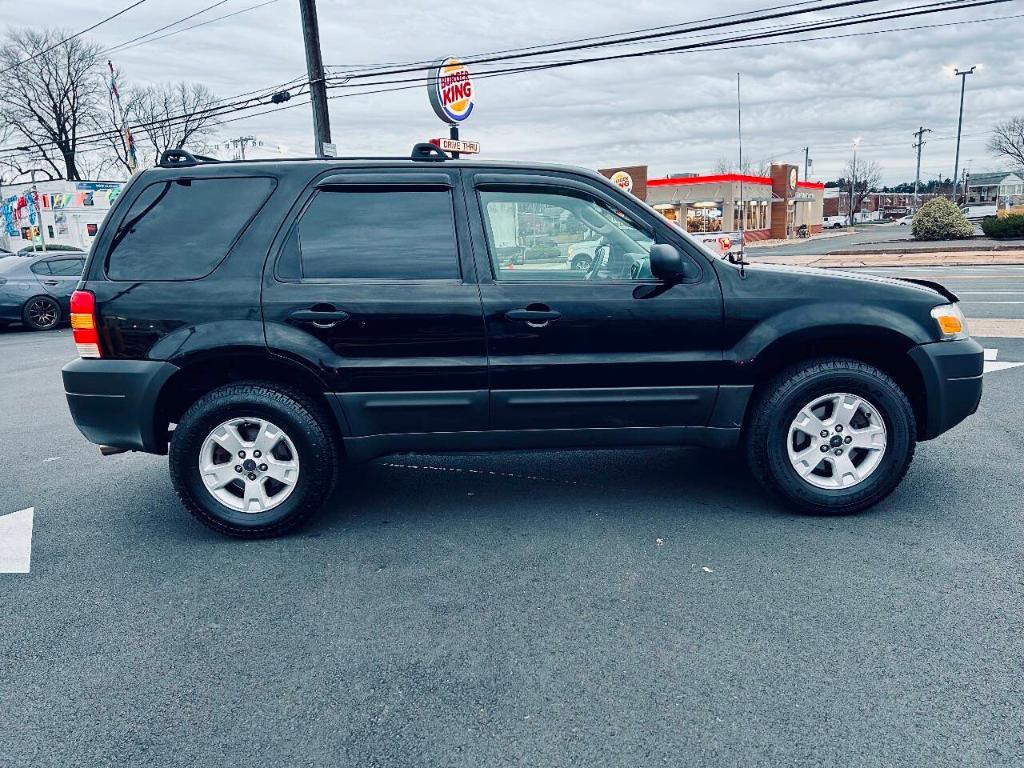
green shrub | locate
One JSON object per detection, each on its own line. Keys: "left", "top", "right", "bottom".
{"left": 981, "top": 214, "right": 1024, "bottom": 239}
{"left": 911, "top": 197, "right": 974, "bottom": 240}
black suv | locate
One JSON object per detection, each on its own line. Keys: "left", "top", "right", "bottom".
{"left": 62, "top": 146, "right": 983, "bottom": 537}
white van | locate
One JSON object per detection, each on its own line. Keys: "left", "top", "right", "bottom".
{"left": 822, "top": 216, "right": 846, "bottom": 229}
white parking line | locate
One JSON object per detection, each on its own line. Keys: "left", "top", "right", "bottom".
{"left": 0, "top": 507, "right": 34, "bottom": 574}
{"left": 984, "top": 348, "right": 998, "bottom": 361}
{"left": 985, "top": 361, "right": 1024, "bottom": 373}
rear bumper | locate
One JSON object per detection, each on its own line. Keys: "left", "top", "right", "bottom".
{"left": 908, "top": 338, "right": 984, "bottom": 441}
{"left": 62, "top": 358, "right": 178, "bottom": 454}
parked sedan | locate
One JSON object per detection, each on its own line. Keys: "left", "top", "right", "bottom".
{"left": 0, "top": 252, "right": 87, "bottom": 330}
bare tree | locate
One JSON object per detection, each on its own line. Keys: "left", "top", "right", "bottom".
{"left": 988, "top": 116, "right": 1024, "bottom": 170}
{"left": 711, "top": 157, "right": 772, "bottom": 176}
{"left": 0, "top": 28, "right": 103, "bottom": 180}
{"left": 844, "top": 158, "right": 882, "bottom": 223}
{"left": 132, "top": 82, "right": 219, "bottom": 165}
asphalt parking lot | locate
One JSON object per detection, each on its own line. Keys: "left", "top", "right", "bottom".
{"left": 2, "top": 269, "right": 1024, "bottom": 766}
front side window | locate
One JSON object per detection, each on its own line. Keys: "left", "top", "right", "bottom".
{"left": 478, "top": 189, "right": 654, "bottom": 282}
{"left": 106, "top": 176, "right": 275, "bottom": 281}
{"left": 294, "top": 187, "right": 459, "bottom": 281}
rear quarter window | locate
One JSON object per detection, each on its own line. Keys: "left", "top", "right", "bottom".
{"left": 105, "top": 176, "right": 276, "bottom": 281}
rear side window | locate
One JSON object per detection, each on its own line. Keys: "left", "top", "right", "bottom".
{"left": 106, "top": 177, "right": 275, "bottom": 280}
{"left": 293, "top": 187, "right": 459, "bottom": 280}
{"left": 48, "top": 258, "right": 85, "bottom": 276}
{"left": 30, "top": 261, "right": 51, "bottom": 275}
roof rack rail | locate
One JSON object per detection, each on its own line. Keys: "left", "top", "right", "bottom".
{"left": 158, "top": 149, "right": 220, "bottom": 168}
{"left": 410, "top": 143, "right": 448, "bottom": 162}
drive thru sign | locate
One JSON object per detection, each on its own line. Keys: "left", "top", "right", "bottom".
{"left": 430, "top": 137, "right": 480, "bottom": 155}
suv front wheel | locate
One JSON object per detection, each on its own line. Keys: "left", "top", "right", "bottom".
{"left": 169, "top": 383, "right": 338, "bottom": 537}
{"left": 745, "top": 359, "right": 916, "bottom": 515}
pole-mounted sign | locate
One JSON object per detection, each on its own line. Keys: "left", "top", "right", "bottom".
{"left": 427, "top": 57, "right": 475, "bottom": 124}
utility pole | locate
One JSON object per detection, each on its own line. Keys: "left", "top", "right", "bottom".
{"left": 298, "top": 0, "right": 332, "bottom": 158}
{"left": 952, "top": 65, "right": 976, "bottom": 205}
{"left": 912, "top": 126, "right": 932, "bottom": 210}
{"left": 803, "top": 146, "right": 811, "bottom": 182}
{"left": 223, "top": 136, "right": 261, "bottom": 160}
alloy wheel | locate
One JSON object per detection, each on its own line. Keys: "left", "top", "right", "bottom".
{"left": 787, "top": 392, "right": 887, "bottom": 490}
{"left": 198, "top": 417, "right": 300, "bottom": 513}
{"left": 26, "top": 297, "right": 59, "bottom": 329}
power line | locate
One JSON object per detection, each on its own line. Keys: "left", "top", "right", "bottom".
{"left": 102, "top": 0, "right": 232, "bottom": 54}
{"left": 0, "top": 0, "right": 154, "bottom": 76}
{"left": 323, "top": 0, "right": 841, "bottom": 76}
{"left": 321, "top": 0, "right": 1009, "bottom": 91}
{"left": 327, "top": 0, "right": 892, "bottom": 82}
{"left": 105, "top": 0, "right": 282, "bottom": 55}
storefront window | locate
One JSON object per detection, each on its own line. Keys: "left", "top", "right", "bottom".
{"left": 686, "top": 205, "right": 722, "bottom": 233}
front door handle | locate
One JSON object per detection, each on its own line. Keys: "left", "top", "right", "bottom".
{"left": 289, "top": 308, "right": 351, "bottom": 328}
{"left": 505, "top": 308, "right": 562, "bottom": 328}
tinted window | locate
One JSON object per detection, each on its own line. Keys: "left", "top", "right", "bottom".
{"left": 296, "top": 188, "right": 459, "bottom": 280}
{"left": 48, "top": 258, "right": 85, "bottom": 276}
{"left": 30, "top": 261, "right": 51, "bottom": 275}
{"left": 107, "top": 177, "right": 275, "bottom": 280}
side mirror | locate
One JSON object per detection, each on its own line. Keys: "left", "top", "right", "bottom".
{"left": 649, "top": 243, "right": 696, "bottom": 282}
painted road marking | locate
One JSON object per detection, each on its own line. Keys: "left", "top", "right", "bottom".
{"left": 984, "top": 348, "right": 998, "bottom": 361}
{"left": 0, "top": 507, "right": 34, "bottom": 574}
{"left": 985, "top": 361, "right": 1024, "bottom": 373}
{"left": 966, "top": 319, "right": 1024, "bottom": 338}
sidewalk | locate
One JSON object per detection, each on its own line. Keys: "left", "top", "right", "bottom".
{"left": 752, "top": 250, "right": 1024, "bottom": 268}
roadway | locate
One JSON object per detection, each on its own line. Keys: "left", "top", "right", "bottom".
{"left": 749, "top": 222, "right": 1019, "bottom": 257}
{"left": 1, "top": 274, "right": 1023, "bottom": 766}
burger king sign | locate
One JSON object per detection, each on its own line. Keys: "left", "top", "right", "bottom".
{"left": 428, "top": 57, "right": 475, "bottom": 124}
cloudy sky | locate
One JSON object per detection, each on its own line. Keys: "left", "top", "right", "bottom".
{"left": 7, "top": 0, "right": 1024, "bottom": 183}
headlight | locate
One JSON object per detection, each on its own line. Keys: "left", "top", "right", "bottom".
{"left": 930, "top": 303, "right": 968, "bottom": 340}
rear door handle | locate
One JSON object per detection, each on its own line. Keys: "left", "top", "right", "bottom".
{"left": 42, "top": 280, "right": 59, "bottom": 286}
{"left": 505, "top": 308, "right": 562, "bottom": 327}
{"left": 289, "top": 308, "right": 350, "bottom": 328}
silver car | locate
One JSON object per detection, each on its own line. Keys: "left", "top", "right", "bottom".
{"left": 0, "top": 252, "right": 87, "bottom": 330}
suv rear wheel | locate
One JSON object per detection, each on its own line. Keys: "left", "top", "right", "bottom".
{"left": 745, "top": 358, "right": 916, "bottom": 514}
{"left": 169, "top": 383, "right": 337, "bottom": 537}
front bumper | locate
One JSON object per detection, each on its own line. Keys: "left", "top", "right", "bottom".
{"left": 62, "top": 358, "right": 178, "bottom": 454}
{"left": 908, "top": 337, "right": 984, "bottom": 441}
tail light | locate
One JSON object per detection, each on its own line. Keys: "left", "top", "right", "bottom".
{"left": 70, "top": 290, "right": 101, "bottom": 358}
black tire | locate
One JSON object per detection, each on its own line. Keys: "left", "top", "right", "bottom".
{"left": 745, "top": 358, "right": 916, "bottom": 515}
{"left": 22, "top": 295, "right": 61, "bottom": 330}
{"left": 571, "top": 254, "right": 594, "bottom": 271}
{"left": 169, "top": 383, "right": 338, "bottom": 538}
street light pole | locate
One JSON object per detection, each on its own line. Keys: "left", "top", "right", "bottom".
{"left": 952, "top": 66, "right": 976, "bottom": 205}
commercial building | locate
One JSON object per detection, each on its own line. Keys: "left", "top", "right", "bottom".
{"left": 0, "top": 180, "right": 124, "bottom": 252}
{"left": 598, "top": 163, "right": 824, "bottom": 245}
